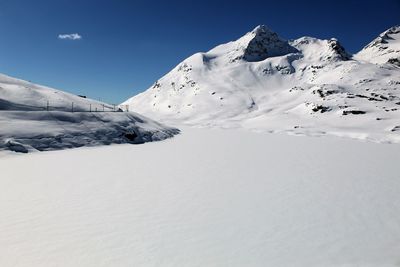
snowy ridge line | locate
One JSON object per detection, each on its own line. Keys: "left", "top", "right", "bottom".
{"left": 0, "top": 98, "right": 128, "bottom": 112}
{"left": 0, "top": 73, "right": 131, "bottom": 113}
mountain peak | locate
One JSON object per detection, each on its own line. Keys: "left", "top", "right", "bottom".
{"left": 207, "top": 25, "right": 297, "bottom": 63}
{"left": 387, "top": 25, "right": 400, "bottom": 34}
{"left": 251, "top": 25, "right": 274, "bottom": 35}
{"left": 327, "top": 38, "right": 350, "bottom": 60}
{"left": 354, "top": 25, "right": 400, "bottom": 64}
{"left": 363, "top": 25, "right": 400, "bottom": 50}
{"left": 238, "top": 25, "right": 297, "bottom": 62}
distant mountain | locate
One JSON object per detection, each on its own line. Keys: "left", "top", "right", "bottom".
{"left": 123, "top": 25, "right": 400, "bottom": 143}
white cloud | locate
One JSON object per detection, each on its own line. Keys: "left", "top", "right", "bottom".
{"left": 58, "top": 33, "right": 82, "bottom": 40}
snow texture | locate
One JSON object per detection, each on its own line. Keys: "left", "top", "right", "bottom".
{"left": 123, "top": 25, "right": 400, "bottom": 143}
{"left": 1, "top": 128, "right": 399, "bottom": 266}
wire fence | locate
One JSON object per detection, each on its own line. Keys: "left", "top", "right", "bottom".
{"left": 0, "top": 98, "right": 131, "bottom": 113}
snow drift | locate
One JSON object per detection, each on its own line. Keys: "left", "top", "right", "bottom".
{"left": 123, "top": 25, "right": 400, "bottom": 143}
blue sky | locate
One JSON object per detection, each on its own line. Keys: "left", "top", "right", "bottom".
{"left": 0, "top": 0, "right": 399, "bottom": 104}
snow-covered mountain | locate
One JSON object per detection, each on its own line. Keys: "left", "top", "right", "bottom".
{"left": 0, "top": 74, "right": 178, "bottom": 153}
{"left": 123, "top": 25, "right": 400, "bottom": 143}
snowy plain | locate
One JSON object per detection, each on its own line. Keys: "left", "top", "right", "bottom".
{"left": 1, "top": 127, "right": 400, "bottom": 267}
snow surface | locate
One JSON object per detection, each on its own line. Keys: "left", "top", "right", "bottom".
{"left": 1, "top": 127, "right": 400, "bottom": 266}
{"left": 123, "top": 25, "right": 400, "bottom": 143}
{"left": 0, "top": 73, "right": 179, "bottom": 153}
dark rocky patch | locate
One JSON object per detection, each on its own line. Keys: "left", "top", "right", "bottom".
{"left": 243, "top": 25, "right": 298, "bottom": 62}
{"left": 152, "top": 81, "right": 161, "bottom": 89}
{"left": 355, "top": 94, "right": 382, "bottom": 102}
{"left": 327, "top": 39, "right": 350, "bottom": 60}
{"left": 6, "top": 140, "right": 28, "bottom": 153}
{"left": 342, "top": 110, "right": 366, "bottom": 115}
{"left": 391, "top": 126, "right": 400, "bottom": 132}
{"left": 388, "top": 57, "right": 400, "bottom": 67}
{"left": 312, "top": 105, "right": 331, "bottom": 113}
{"left": 275, "top": 65, "right": 294, "bottom": 74}
{"left": 289, "top": 86, "right": 304, "bottom": 92}
{"left": 313, "top": 88, "right": 340, "bottom": 98}
{"left": 124, "top": 132, "right": 137, "bottom": 141}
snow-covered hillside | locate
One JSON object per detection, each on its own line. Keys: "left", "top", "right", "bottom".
{"left": 0, "top": 73, "right": 115, "bottom": 112}
{"left": 0, "top": 74, "right": 179, "bottom": 153}
{"left": 123, "top": 25, "right": 400, "bottom": 143}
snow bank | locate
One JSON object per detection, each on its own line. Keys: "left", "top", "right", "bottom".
{"left": 0, "top": 111, "right": 179, "bottom": 153}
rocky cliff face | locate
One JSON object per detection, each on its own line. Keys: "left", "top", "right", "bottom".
{"left": 241, "top": 25, "right": 298, "bottom": 62}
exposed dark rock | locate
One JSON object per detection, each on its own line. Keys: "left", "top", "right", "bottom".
{"left": 152, "top": 81, "right": 161, "bottom": 89}
{"left": 275, "top": 65, "right": 294, "bottom": 74}
{"left": 388, "top": 57, "right": 400, "bottom": 67}
{"left": 124, "top": 132, "right": 138, "bottom": 141}
{"left": 312, "top": 105, "right": 331, "bottom": 113}
{"left": 6, "top": 140, "right": 28, "bottom": 153}
{"left": 327, "top": 38, "right": 350, "bottom": 60}
{"left": 342, "top": 110, "right": 366, "bottom": 115}
{"left": 388, "top": 80, "right": 400, "bottom": 85}
{"left": 313, "top": 88, "right": 340, "bottom": 98}
{"left": 289, "top": 86, "right": 304, "bottom": 92}
{"left": 391, "top": 126, "right": 400, "bottom": 132}
{"left": 355, "top": 94, "right": 382, "bottom": 102}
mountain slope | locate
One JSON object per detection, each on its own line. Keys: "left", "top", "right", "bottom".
{"left": 354, "top": 26, "right": 400, "bottom": 65}
{"left": 123, "top": 25, "right": 400, "bottom": 143}
{"left": 0, "top": 74, "right": 179, "bottom": 153}
{"left": 0, "top": 73, "right": 115, "bottom": 111}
